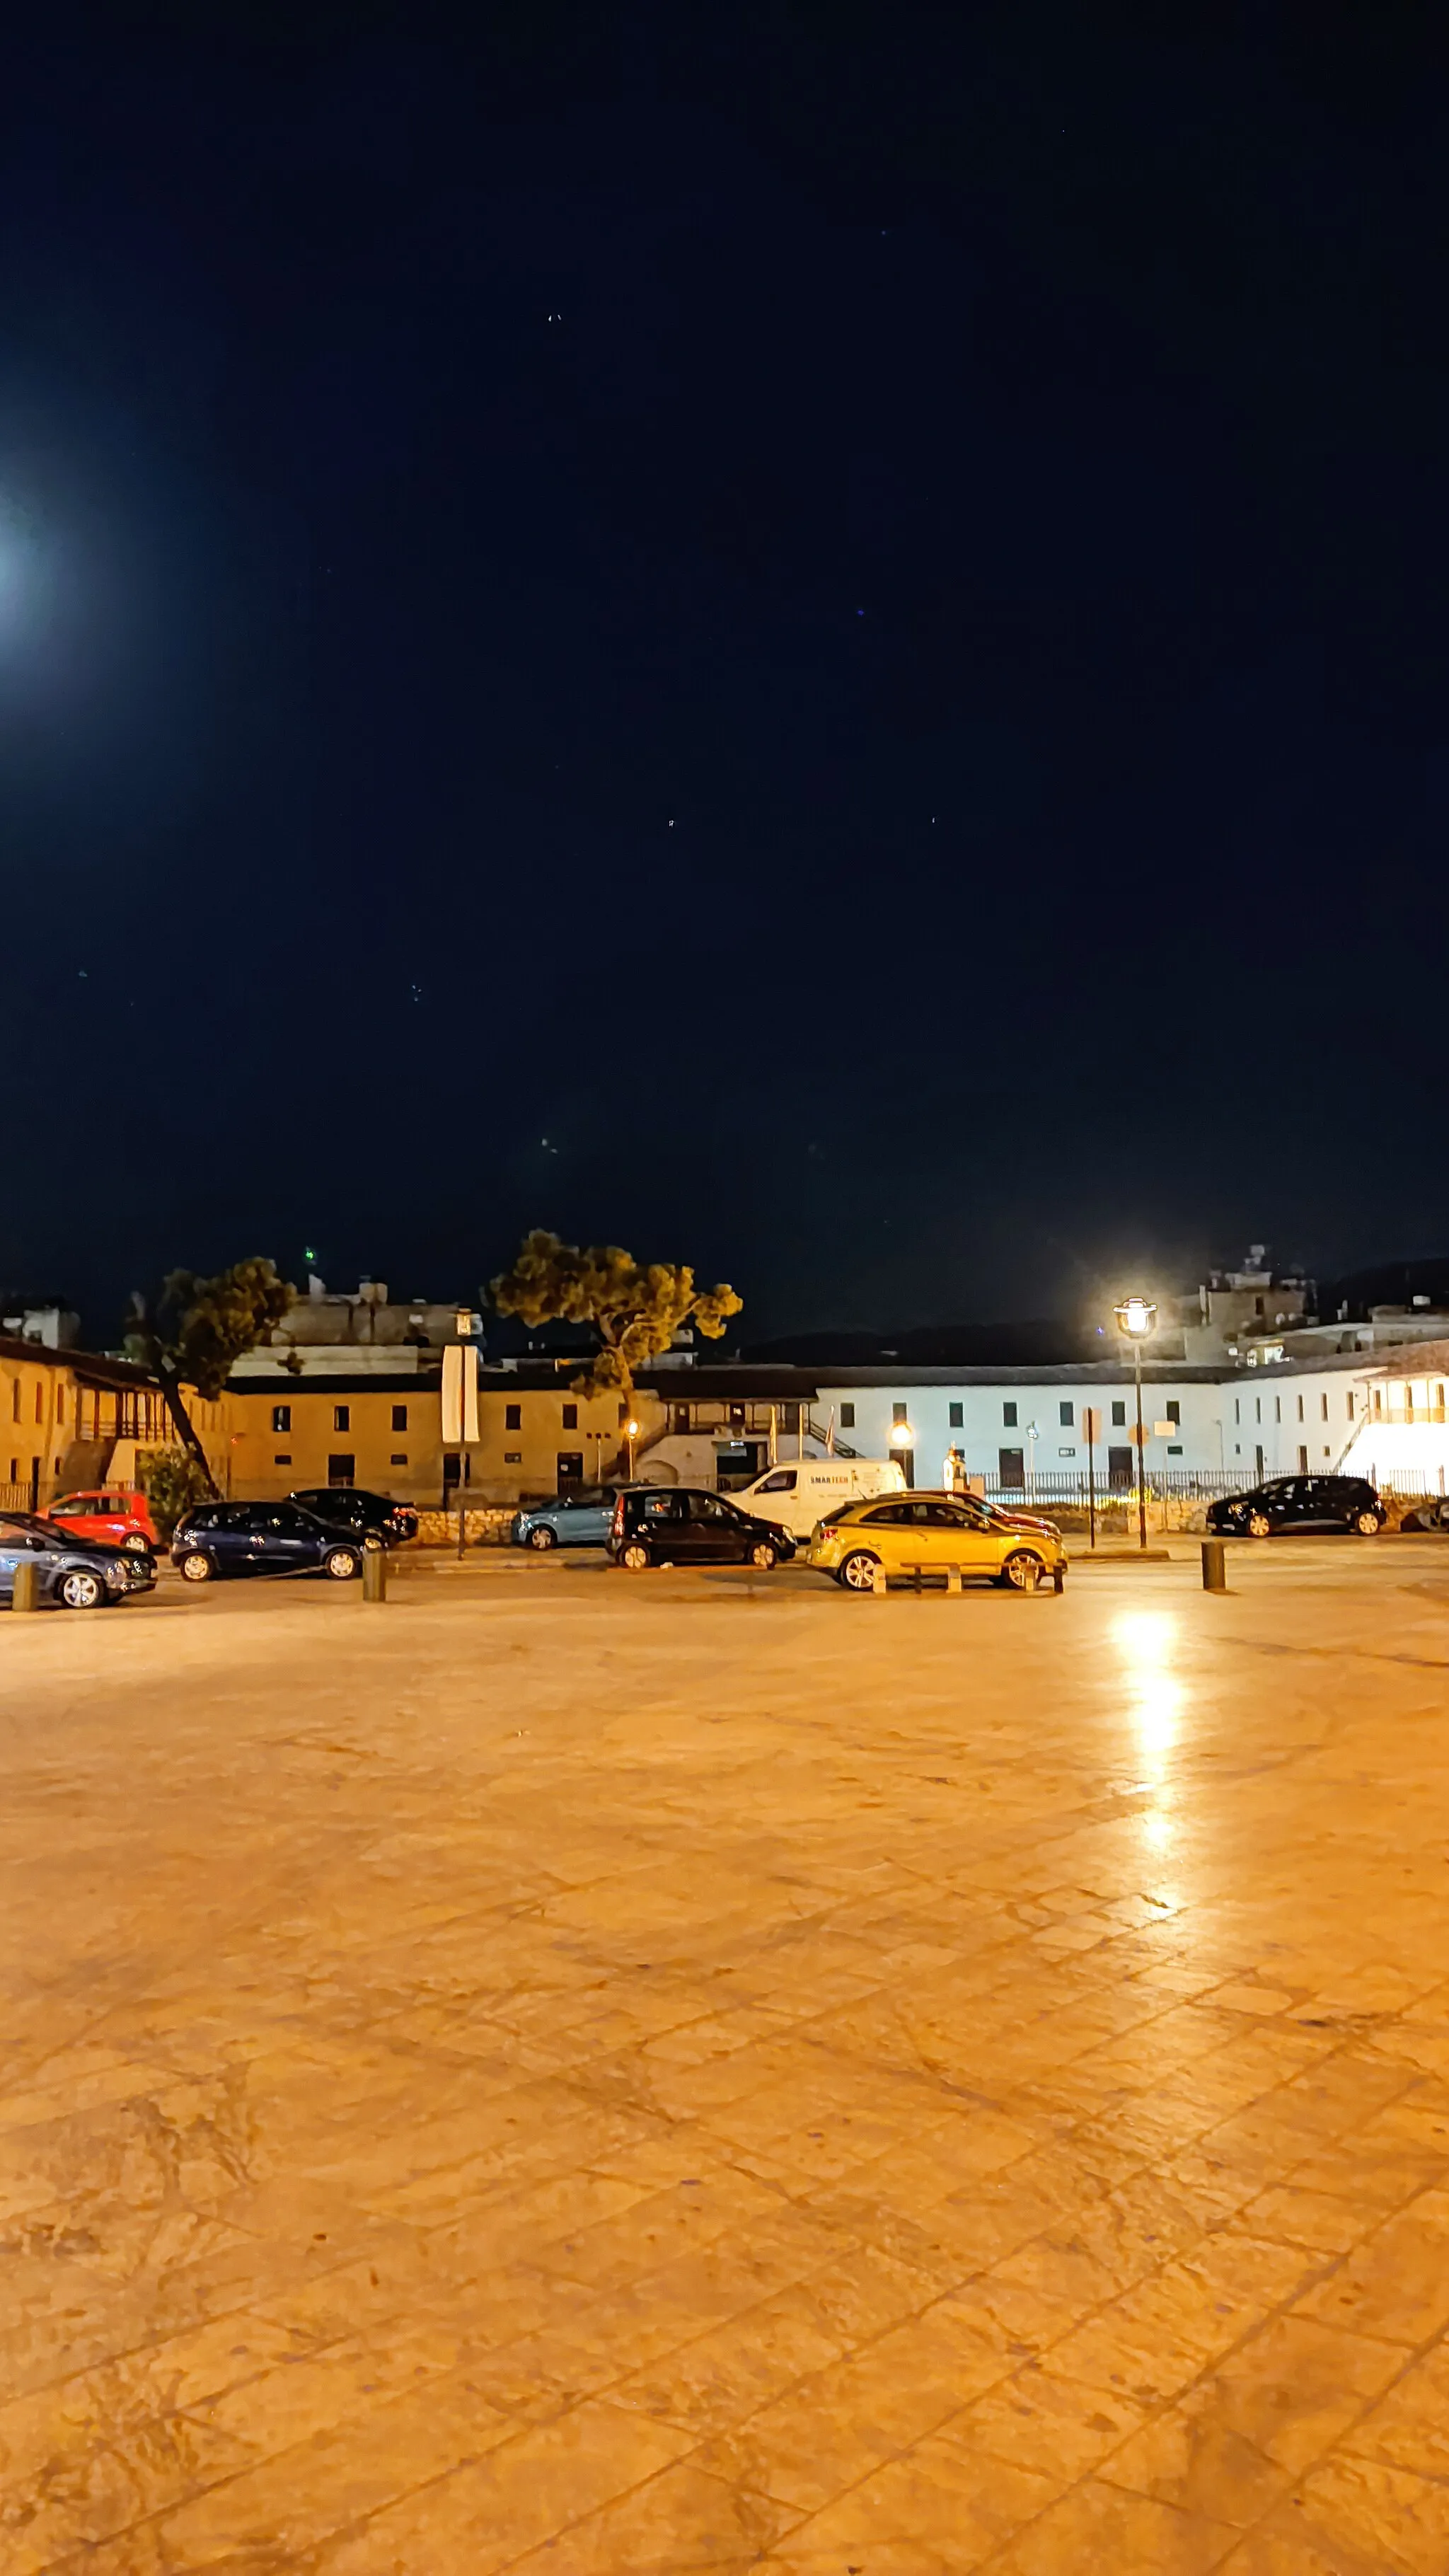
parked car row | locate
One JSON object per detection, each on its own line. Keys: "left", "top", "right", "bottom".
{"left": 1, "top": 1484, "right": 420, "bottom": 1608}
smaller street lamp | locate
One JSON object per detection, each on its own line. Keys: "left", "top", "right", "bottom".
{"left": 1114, "top": 1295, "right": 1158, "bottom": 1553}
{"left": 889, "top": 1418, "right": 915, "bottom": 1486}
{"left": 625, "top": 1417, "right": 641, "bottom": 1480}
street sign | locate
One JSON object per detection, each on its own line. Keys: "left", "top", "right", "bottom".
{"left": 441, "top": 1343, "right": 479, "bottom": 1444}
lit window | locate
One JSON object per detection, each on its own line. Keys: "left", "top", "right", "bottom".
{"left": 272, "top": 1404, "right": 291, "bottom": 1433}
{"left": 504, "top": 1450, "right": 522, "bottom": 1463}
{"left": 333, "top": 1404, "right": 350, "bottom": 1433}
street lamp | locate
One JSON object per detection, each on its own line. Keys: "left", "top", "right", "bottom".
{"left": 1114, "top": 1295, "right": 1158, "bottom": 1553}
{"left": 625, "top": 1417, "right": 641, "bottom": 1480}
{"left": 890, "top": 1419, "right": 915, "bottom": 1488}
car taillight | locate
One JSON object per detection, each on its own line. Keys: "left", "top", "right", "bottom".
{"left": 612, "top": 1500, "right": 624, "bottom": 1534}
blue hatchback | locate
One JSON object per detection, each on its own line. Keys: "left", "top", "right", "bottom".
{"left": 512, "top": 1485, "right": 625, "bottom": 1550}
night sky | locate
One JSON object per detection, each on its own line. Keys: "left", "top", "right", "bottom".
{"left": 4, "top": 6, "right": 1445, "bottom": 1344}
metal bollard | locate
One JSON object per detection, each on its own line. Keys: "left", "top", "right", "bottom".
{"left": 12, "top": 1558, "right": 42, "bottom": 1612}
{"left": 362, "top": 1549, "right": 388, "bottom": 1603}
{"left": 945, "top": 1566, "right": 962, "bottom": 1595}
{"left": 871, "top": 1566, "right": 887, "bottom": 1596}
{"left": 1201, "top": 1538, "right": 1227, "bottom": 1593}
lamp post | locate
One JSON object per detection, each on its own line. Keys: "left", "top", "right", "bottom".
{"left": 1114, "top": 1295, "right": 1158, "bottom": 1552}
{"left": 891, "top": 1419, "right": 915, "bottom": 1488}
{"left": 625, "top": 1417, "right": 640, "bottom": 1482}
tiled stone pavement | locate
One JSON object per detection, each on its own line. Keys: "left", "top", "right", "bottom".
{"left": 2, "top": 1550, "right": 1449, "bottom": 2570}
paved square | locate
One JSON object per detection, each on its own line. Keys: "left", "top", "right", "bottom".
{"left": 2, "top": 1546, "right": 1448, "bottom": 2570}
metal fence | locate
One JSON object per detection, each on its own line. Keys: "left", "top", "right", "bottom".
{"left": 982, "top": 1468, "right": 1262, "bottom": 1506}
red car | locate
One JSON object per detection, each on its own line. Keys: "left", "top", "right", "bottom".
{"left": 46, "top": 1488, "right": 158, "bottom": 1554}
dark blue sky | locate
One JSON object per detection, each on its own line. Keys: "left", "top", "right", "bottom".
{"left": 3, "top": 6, "right": 1445, "bottom": 1340}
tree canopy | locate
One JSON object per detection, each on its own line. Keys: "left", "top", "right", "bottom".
{"left": 489, "top": 1232, "right": 742, "bottom": 1403}
{"left": 127, "top": 1257, "right": 294, "bottom": 1491}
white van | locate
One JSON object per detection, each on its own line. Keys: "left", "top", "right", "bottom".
{"left": 733, "top": 1457, "right": 907, "bottom": 1541}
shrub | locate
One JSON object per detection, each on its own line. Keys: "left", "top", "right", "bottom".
{"left": 137, "top": 1448, "right": 215, "bottom": 1539}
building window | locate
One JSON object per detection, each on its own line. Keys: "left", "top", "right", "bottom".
{"left": 1274, "top": 1397, "right": 1281, "bottom": 1423}
{"left": 1003, "top": 1402, "right": 1017, "bottom": 1428}
{"left": 562, "top": 1402, "right": 578, "bottom": 1431}
{"left": 57, "top": 1388, "right": 64, "bottom": 1424}
{"left": 1165, "top": 1400, "right": 1180, "bottom": 1425}
{"left": 328, "top": 1453, "right": 355, "bottom": 1486}
{"left": 1111, "top": 1401, "right": 1126, "bottom": 1428}
{"left": 333, "top": 1404, "right": 350, "bottom": 1433}
{"left": 1254, "top": 1397, "right": 1262, "bottom": 1422}
{"left": 35, "top": 1385, "right": 43, "bottom": 1422}
{"left": 391, "top": 1452, "right": 408, "bottom": 1465}
{"left": 1234, "top": 1398, "right": 1241, "bottom": 1423}
{"left": 618, "top": 1402, "right": 630, "bottom": 1425}
{"left": 1346, "top": 1392, "right": 1356, "bottom": 1419}
{"left": 505, "top": 1402, "right": 521, "bottom": 1432}
{"left": 504, "top": 1450, "right": 522, "bottom": 1464}
{"left": 1372, "top": 1387, "right": 1382, "bottom": 1416}
{"left": 272, "top": 1404, "right": 291, "bottom": 1433}
{"left": 1059, "top": 1401, "right": 1073, "bottom": 1427}
{"left": 1296, "top": 1395, "right": 1304, "bottom": 1421}
{"left": 391, "top": 1404, "right": 408, "bottom": 1433}
{"left": 1167, "top": 1444, "right": 1183, "bottom": 1455}
{"left": 1320, "top": 1392, "right": 1329, "bottom": 1420}
{"left": 892, "top": 1401, "right": 908, "bottom": 1424}
{"left": 840, "top": 1403, "right": 855, "bottom": 1428}
{"left": 948, "top": 1402, "right": 963, "bottom": 1428}
{"left": 273, "top": 1452, "right": 291, "bottom": 1465}
{"left": 9, "top": 1382, "right": 18, "bottom": 1419}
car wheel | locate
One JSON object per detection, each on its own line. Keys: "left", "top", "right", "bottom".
{"left": 179, "top": 1552, "right": 213, "bottom": 1583}
{"left": 1001, "top": 1549, "right": 1045, "bottom": 1591}
{"left": 59, "top": 1568, "right": 105, "bottom": 1610}
{"left": 749, "top": 1540, "right": 778, "bottom": 1571}
{"left": 362, "top": 1532, "right": 384, "bottom": 1552}
{"left": 1246, "top": 1513, "right": 1271, "bottom": 1539}
{"left": 620, "top": 1540, "right": 651, "bottom": 1571}
{"left": 529, "top": 1525, "right": 558, "bottom": 1550}
{"left": 324, "top": 1547, "right": 360, "bottom": 1580}
{"left": 1353, "top": 1511, "right": 1380, "bottom": 1537}
{"left": 124, "top": 1532, "right": 150, "bottom": 1552}
{"left": 838, "top": 1550, "right": 880, "bottom": 1591}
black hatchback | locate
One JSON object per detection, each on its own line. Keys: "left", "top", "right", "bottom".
{"left": 1206, "top": 1475, "right": 1385, "bottom": 1539}
{"left": 172, "top": 1502, "right": 365, "bottom": 1584}
{"left": 608, "top": 1486, "right": 797, "bottom": 1571}
{"left": 289, "top": 1487, "right": 418, "bottom": 1547}
{"left": 0, "top": 1511, "right": 157, "bottom": 1609}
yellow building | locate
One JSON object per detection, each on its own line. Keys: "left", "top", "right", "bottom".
{"left": 0, "top": 1335, "right": 227, "bottom": 1511}
{"left": 221, "top": 1365, "right": 651, "bottom": 1506}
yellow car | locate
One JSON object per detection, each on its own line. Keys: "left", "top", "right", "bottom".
{"left": 807, "top": 1489, "right": 1067, "bottom": 1592}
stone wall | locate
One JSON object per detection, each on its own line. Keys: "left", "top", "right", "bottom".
{"left": 414, "top": 1507, "right": 518, "bottom": 1547}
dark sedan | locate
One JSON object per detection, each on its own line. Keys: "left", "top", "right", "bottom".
{"left": 1398, "top": 1496, "right": 1449, "bottom": 1533}
{"left": 289, "top": 1487, "right": 418, "bottom": 1547}
{"left": 172, "top": 1502, "right": 364, "bottom": 1583}
{"left": 607, "top": 1485, "right": 797, "bottom": 1571}
{"left": 1206, "top": 1474, "right": 1385, "bottom": 1540}
{"left": 0, "top": 1512, "right": 157, "bottom": 1609}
